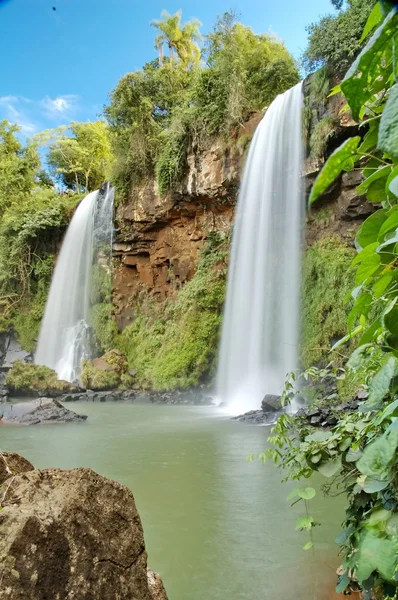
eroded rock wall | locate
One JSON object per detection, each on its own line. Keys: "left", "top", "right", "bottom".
{"left": 113, "top": 86, "right": 375, "bottom": 330}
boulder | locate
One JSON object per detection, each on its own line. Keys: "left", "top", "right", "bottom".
{"left": 0, "top": 398, "right": 87, "bottom": 425}
{"left": 261, "top": 394, "right": 283, "bottom": 412}
{"left": 0, "top": 467, "right": 167, "bottom": 600}
{"left": 6, "top": 361, "right": 79, "bottom": 397}
{"left": 0, "top": 452, "right": 34, "bottom": 485}
{"left": 147, "top": 569, "right": 168, "bottom": 600}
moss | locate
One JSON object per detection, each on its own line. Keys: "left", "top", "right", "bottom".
{"left": 80, "top": 360, "right": 121, "bottom": 391}
{"left": 301, "top": 236, "right": 356, "bottom": 369}
{"left": 6, "top": 361, "right": 76, "bottom": 395}
{"left": 116, "top": 232, "right": 229, "bottom": 390}
{"left": 89, "top": 303, "right": 118, "bottom": 354}
{"left": 309, "top": 116, "right": 338, "bottom": 158}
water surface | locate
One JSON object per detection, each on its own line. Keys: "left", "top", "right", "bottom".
{"left": 1, "top": 403, "right": 344, "bottom": 599}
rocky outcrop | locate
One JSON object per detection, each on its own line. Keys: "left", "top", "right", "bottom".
{"left": 0, "top": 452, "right": 34, "bottom": 485}
{"left": 113, "top": 139, "right": 245, "bottom": 327}
{"left": 113, "top": 80, "right": 376, "bottom": 331}
{"left": 0, "top": 464, "right": 167, "bottom": 599}
{"left": 0, "top": 398, "right": 87, "bottom": 425}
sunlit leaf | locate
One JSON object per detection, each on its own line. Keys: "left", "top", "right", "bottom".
{"left": 295, "top": 516, "right": 314, "bottom": 531}
{"left": 303, "top": 541, "right": 313, "bottom": 551}
{"left": 357, "top": 423, "right": 398, "bottom": 477}
{"left": 356, "top": 209, "right": 388, "bottom": 248}
{"left": 360, "top": 2, "right": 383, "bottom": 42}
{"left": 342, "top": 10, "right": 398, "bottom": 121}
{"left": 378, "top": 83, "right": 398, "bottom": 160}
{"left": 297, "top": 487, "right": 316, "bottom": 500}
{"left": 309, "top": 137, "right": 361, "bottom": 206}
{"left": 357, "top": 165, "right": 391, "bottom": 195}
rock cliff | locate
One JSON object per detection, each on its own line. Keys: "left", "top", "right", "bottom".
{"left": 113, "top": 86, "right": 375, "bottom": 330}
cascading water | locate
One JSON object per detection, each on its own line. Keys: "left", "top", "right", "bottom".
{"left": 216, "top": 82, "right": 303, "bottom": 413}
{"left": 35, "top": 183, "right": 114, "bottom": 382}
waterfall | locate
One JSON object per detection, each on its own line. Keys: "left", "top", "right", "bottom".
{"left": 216, "top": 82, "right": 303, "bottom": 413}
{"left": 35, "top": 183, "right": 114, "bottom": 382}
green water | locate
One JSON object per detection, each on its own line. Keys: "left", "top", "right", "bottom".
{"left": 1, "top": 403, "right": 345, "bottom": 599}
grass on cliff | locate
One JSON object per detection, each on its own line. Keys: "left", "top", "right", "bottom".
{"left": 301, "top": 236, "right": 356, "bottom": 369}
{"left": 115, "top": 232, "right": 229, "bottom": 390}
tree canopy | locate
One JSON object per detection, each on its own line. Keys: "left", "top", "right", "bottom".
{"left": 302, "top": 0, "right": 377, "bottom": 74}
{"left": 151, "top": 9, "right": 202, "bottom": 67}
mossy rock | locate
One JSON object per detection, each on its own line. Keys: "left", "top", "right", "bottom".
{"left": 80, "top": 350, "right": 128, "bottom": 391}
{"left": 6, "top": 361, "right": 78, "bottom": 396}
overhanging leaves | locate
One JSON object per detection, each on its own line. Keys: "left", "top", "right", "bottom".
{"left": 309, "top": 137, "right": 361, "bottom": 206}
{"left": 342, "top": 9, "right": 398, "bottom": 121}
{"left": 378, "top": 83, "right": 398, "bottom": 160}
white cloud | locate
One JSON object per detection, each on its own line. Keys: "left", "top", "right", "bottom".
{"left": 0, "top": 96, "right": 38, "bottom": 135}
{"left": 40, "top": 94, "right": 79, "bottom": 119}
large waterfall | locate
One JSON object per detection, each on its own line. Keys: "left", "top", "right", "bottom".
{"left": 35, "top": 183, "right": 114, "bottom": 382}
{"left": 217, "top": 82, "right": 303, "bottom": 413}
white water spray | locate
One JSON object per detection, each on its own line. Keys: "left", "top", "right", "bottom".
{"left": 216, "top": 83, "right": 304, "bottom": 414}
{"left": 35, "top": 184, "right": 114, "bottom": 382}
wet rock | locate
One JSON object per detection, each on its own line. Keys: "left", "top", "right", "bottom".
{"left": 0, "top": 467, "right": 166, "bottom": 600}
{"left": 0, "top": 452, "right": 34, "bottom": 485}
{"left": 0, "top": 399, "right": 87, "bottom": 425}
{"left": 147, "top": 569, "right": 168, "bottom": 600}
{"left": 232, "top": 409, "right": 282, "bottom": 425}
{"left": 261, "top": 394, "right": 282, "bottom": 412}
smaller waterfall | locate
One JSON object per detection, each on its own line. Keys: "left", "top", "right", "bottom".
{"left": 216, "top": 82, "right": 303, "bottom": 413}
{"left": 35, "top": 184, "right": 114, "bottom": 382}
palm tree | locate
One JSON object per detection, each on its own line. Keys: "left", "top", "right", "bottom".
{"left": 150, "top": 10, "right": 202, "bottom": 67}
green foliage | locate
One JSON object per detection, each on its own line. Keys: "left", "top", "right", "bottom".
{"left": 309, "top": 137, "right": 361, "bottom": 205}
{"left": 116, "top": 232, "right": 229, "bottom": 390}
{"left": 6, "top": 361, "right": 76, "bottom": 394}
{"left": 151, "top": 9, "right": 202, "bottom": 67}
{"left": 309, "top": 115, "right": 338, "bottom": 158}
{"left": 274, "top": 7, "right": 398, "bottom": 596}
{"left": 301, "top": 237, "right": 356, "bottom": 368}
{"left": 105, "top": 12, "right": 299, "bottom": 201}
{"left": 89, "top": 303, "right": 118, "bottom": 354}
{"left": 36, "top": 121, "right": 112, "bottom": 193}
{"left": 80, "top": 360, "right": 121, "bottom": 391}
{"left": 0, "top": 121, "right": 40, "bottom": 217}
{"left": 302, "top": 0, "right": 377, "bottom": 74}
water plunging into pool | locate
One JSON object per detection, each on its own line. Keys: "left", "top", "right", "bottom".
{"left": 35, "top": 183, "right": 114, "bottom": 382}
{"left": 217, "top": 82, "right": 304, "bottom": 413}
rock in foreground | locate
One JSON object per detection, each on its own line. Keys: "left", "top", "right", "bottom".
{"left": 0, "top": 465, "right": 167, "bottom": 600}
{"left": 0, "top": 452, "right": 34, "bottom": 485}
{"left": 0, "top": 398, "right": 87, "bottom": 425}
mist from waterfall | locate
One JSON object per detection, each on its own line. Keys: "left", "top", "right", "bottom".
{"left": 35, "top": 184, "right": 114, "bottom": 382}
{"left": 216, "top": 82, "right": 304, "bottom": 414}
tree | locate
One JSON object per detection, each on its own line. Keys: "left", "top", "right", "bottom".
{"left": 150, "top": 10, "right": 202, "bottom": 67}
{"left": 0, "top": 120, "right": 40, "bottom": 216}
{"left": 37, "top": 121, "right": 113, "bottom": 193}
{"left": 302, "top": 0, "right": 377, "bottom": 74}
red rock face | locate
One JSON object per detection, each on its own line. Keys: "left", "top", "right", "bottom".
{"left": 113, "top": 139, "right": 243, "bottom": 328}
{"left": 113, "top": 92, "right": 376, "bottom": 330}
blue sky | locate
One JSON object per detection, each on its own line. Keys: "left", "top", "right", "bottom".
{"left": 0, "top": 0, "right": 334, "bottom": 136}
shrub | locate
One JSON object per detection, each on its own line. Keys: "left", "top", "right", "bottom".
{"left": 6, "top": 361, "right": 76, "bottom": 395}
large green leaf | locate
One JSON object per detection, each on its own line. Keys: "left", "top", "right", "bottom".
{"left": 309, "top": 137, "right": 361, "bottom": 206}
{"left": 318, "top": 455, "right": 342, "bottom": 478}
{"left": 342, "top": 9, "right": 398, "bottom": 121}
{"left": 373, "top": 273, "right": 393, "bottom": 297}
{"left": 357, "top": 422, "right": 398, "bottom": 477}
{"left": 356, "top": 209, "right": 388, "bottom": 248}
{"left": 359, "top": 357, "right": 396, "bottom": 411}
{"left": 347, "top": 344, "right": 373, "bottom": 370}
{"left": 297, "top": 487, "right": 316, "bottom": 500}
{"left": 355, "top": 532, "right": 396, "bottom": 583}
{"left": 355, "top": 253, "right": 381, "bottom": 284}
{"left": 359, "top": 318, "right": 381, "bottom": 345}
{"left": 367, "top": 176, "right": 388, "bottom": 203}
{"left": 387, "top": 164, "right": 398, "bottom": 196}
{"left": 356, "top": 165, "right": 392, "bottom": 195}
{"left": 378, "top": 84, "right": 398, "bottom": 160}
{"left": 352, "top": 242, "right": 379, "bottom": 265}
{"left": 348, "top": 293, "right": 372, "bottom": 329}
{"left": 383, "top": 298, "right": 398, "bottom": 336}
{"left": 360, "top": 2, "right": 383, "bottom": 42}
{"left": 378, "top": 207, "right": 398, "bottom": 238}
